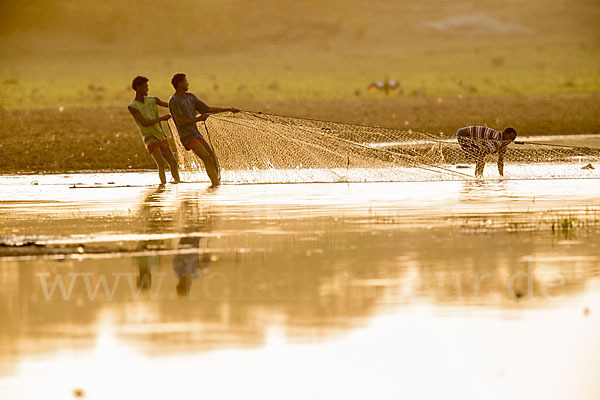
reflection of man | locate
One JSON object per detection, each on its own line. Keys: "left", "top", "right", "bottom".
{"left": 135, "top": 189, "right": 214, "bottom": 296}
{"left": 137, "top": 259, "right": 153, "bottom": 290}
{"left": 174, "top": 237, "right": 211, "bottom": 296}
{"left": 136, "top": 186, "right": 169, "bottom": 289}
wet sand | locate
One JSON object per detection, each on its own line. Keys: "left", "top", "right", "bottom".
{"left": 0, "top": 173, "right": 599, "bottom": 399}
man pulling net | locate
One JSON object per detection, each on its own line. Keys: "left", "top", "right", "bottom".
{"left": 168, "top": 73, "right": 239, "bottom": 186}
{"left": 456, "top": 126, "right": 518, "bottom": 177}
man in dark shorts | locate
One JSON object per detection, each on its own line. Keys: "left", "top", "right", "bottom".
{"left": 456, "top": 126, "right": 517, "bottom": 177}
{"left": 168, "top": 73, "right": 239, "bottom": 186}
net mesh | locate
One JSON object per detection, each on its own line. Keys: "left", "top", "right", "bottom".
{"left": 165, "top": 111, "right": 600, "bottom": 183}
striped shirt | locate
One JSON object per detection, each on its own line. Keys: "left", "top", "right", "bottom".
{"left": 457, "top": 126, "right": 510, "bottom": 154}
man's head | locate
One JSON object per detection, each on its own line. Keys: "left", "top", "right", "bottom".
{"left": 171, "top": 73, "right": 188, "bottom": 91}
{"left": 131, "top": 76, "right": 149, "bottom": 95}
{"left": 503, "top": 127, "right": 517, "bottom": 141}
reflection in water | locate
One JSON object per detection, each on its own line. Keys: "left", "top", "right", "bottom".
{"left": 135, "top": 188, "right": 216, "bottom": 296}
{"left": 173, "top": 200, "right": 213, "bottom": 296}
{"left": 137, "top": 258, "right": 153, "bottom": 290}
{"left": 0, "top": 176, "right": 599, "bottom": 399}
{"left": 136, "top": 186, "right": 169, "bottom": 290}
{"left": 174, "top": 237, "right": 205, "bottom": 296}
{"left": 460, "top": 179, "right": 508, "bottom": 201}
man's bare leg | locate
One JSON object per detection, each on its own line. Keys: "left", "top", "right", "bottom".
{"left": 190, "top": 141, "right": 220, "bottom": 186}
{"left": 161, "top": 147, "right": 181, "bottom": 183}
{"left": 150, "top": 147, "right": 167, "bottom": 184}
{"left": 199, "top": 139, "right": 221, "bottom": 180}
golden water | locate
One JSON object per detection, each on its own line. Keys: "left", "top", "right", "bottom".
{"left": 0, "top": 173, "right": 599, "bottom": 399}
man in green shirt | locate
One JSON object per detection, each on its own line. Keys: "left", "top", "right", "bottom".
{"left": 128, "top": 76, "right": 181, "bottom": 185}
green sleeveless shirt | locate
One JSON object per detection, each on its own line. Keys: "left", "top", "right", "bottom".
{"left": 128, "top": 96, "right": 167, "bottom": 146}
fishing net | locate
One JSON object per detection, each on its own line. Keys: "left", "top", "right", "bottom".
{"left": 165, "top": 111, "right": 600, "bottom": 183}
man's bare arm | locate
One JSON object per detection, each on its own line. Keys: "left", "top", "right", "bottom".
{"left": 177, "top": 107, "right": 237, "bottom": 125}
{"left": 497, "top": 152, "right": 505, "bottom": 176}
{"left": 176, "top": 114, "right": 209, "bottom": 125}
{"left": 128, "top": 107, "right": 171, "bottom": 127}
{"left": 206, "top": 106, "right": 240, "bottom": 114}
{"left": 155, "top": 98, "right": 169, "bottom": 108}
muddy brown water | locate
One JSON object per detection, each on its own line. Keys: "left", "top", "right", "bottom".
{"left": 0, "top": 173, "right": 599, "bottom": 399}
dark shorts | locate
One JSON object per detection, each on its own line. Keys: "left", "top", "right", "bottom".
{"left": 178, "top": 129, "right": 205, "bottom": 150}
{"left": 147, "top": 140, "right": 170, "bottom": 154}
{"left": 184, "top": 137, "right": 205, "bottom": 150}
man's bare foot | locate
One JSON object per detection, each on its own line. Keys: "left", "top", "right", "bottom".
{"left": 170, "top": 179, "right": 181, "bottom": 184}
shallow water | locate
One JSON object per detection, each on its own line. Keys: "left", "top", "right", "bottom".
{"left": 0, "top": 172, "right": 599, "bottom": 399}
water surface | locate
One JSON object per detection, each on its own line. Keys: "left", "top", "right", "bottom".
{"left": 0, "top": 173, "right": 599, "bottom": 399}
